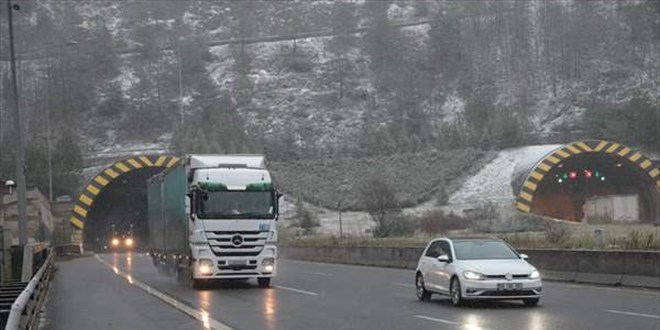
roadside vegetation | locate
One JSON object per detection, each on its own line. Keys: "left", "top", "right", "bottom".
{"left": 280, "top": 211, "right": 660, "bottom": 251}
{"left": 270, "top": 148, "right": 487, "bottom": 211}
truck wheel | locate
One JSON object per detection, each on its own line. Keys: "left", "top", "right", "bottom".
{"left": 257, "top": 278, "right": 271, "bottom": 288}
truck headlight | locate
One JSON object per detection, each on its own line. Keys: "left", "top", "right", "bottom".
{"left": 530, "top": 270, "right": 540, "bottom": 279}
{"left": 198, "top": 259, "right": 214, "bottom": 275}
{"left": 125, "top": 238, "right": 134, "bottom": 247}
{"left": 463, "top": 271, "right": 485, "bottom": 280}
{"left": 261, "top": 257, "right": 275, "bottom": 266}
{"left": 111, "top": 238, "right": 120, "bottom": 247}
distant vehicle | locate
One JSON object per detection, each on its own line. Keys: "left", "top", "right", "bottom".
{"left": 415, "top": 237, "right": 542, "bottom": 306}
{"left": 109, "top": 233, "right": 135, "bottom": 251}
{"left": 148, "top": 155, "right": 281, "bottom": 289}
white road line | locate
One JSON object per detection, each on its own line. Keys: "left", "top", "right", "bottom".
{"left": 94, "top": 254, "right": 234, "bottom": 330}
{"left": 303, "top": 271, "right": 333, "bottom": 277}
{"left": 604, "top": 309, "right": 660, "bottom": 320}
{"left": 415, "top": 315, "right": 497, "bottom": 330}
{"left": 276, "top": 285, "right": 318, "bottom": 296}
{"left": 414, "top": 315, "right": 460, "bottom": 325}
{"left": 392, "top": 282, "right": 415, "bottom": 288}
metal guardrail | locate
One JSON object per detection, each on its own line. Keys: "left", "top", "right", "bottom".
{"left": 3, "top": 248, "right": 54, "bottom": 330}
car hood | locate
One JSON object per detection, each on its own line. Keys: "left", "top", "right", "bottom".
{"left": 456, "top": 259, "right": 535, "bottom": 275}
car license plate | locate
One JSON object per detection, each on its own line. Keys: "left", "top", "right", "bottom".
{"left": 497, "top": 283, "right": 522, "bottom": 291}
{"left": 228, "top": 259, "right": 246, "bottom": 266}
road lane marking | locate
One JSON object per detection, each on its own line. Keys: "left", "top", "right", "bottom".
{"left": 276, "top": 285, "right": 318, "bottom": 296}
{"left": 392, "top": 283, "right": 415, "bottom": 288}
{"left": 415, "top": 315, "right": 497, "bottom": 330}
{"left": 94, "top": 254, "right": 234, "bottom": 330}
{"left": 303, "top": 271, "right": 333, "bottom": 277}
{"left": 414, "top": 315, "right": 460, "bottom": 325}
{"left": 604, "top": 309, "right": 660, "bottom": 320}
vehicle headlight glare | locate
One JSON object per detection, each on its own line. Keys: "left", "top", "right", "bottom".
{"left": 264, "top": 265, "right": 274, "bottom": 273}
{"left": 198, "top": 259, "right": 214, "bottom": 275}
{"left": 111, "top": 238, "right": 120, "bottom": 246}
{"left": 125, "top": 238, "right": 134, "bottom": 247}
{"left": 530, "top": 270, "right": 540, "bottom": 279}
{"left": 463, "top": 271, "right": 484, "bottom": 280}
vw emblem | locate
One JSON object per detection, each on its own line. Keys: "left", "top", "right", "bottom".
{"left": 505, "top": 273, "right": 513, "bottom": 281}
{"left": 231, "top": 234, "right": 244, "bottom": 247}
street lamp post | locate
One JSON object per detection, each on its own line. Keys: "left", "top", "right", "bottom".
{"left": 7, "top": 0, "right": 28, "bottom": 248}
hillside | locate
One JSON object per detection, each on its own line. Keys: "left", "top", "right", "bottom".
{"left": 0, "top": 0, "right": 658, "bottom": 201}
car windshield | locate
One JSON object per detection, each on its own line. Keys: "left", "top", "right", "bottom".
{"left": 453, "top": 240, "right": 519, "bottom": 260}
{"left": 197, "top": 191, "right": 274, "bottom": 219}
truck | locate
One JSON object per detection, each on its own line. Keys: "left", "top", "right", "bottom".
{"left": 147, "top": 155, "right": 280, "bottom": 288}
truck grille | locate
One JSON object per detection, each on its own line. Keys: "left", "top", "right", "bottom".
{"left": 206, "top": 231, "right": 268, "bottom": 257}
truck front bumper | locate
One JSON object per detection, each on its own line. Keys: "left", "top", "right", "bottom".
{"left": 193, "top": 251, "right": 277, "bottom": 279}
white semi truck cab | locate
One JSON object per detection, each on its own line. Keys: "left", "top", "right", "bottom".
{"left": 187, "top": 155, "right": 280, "bottom": 287}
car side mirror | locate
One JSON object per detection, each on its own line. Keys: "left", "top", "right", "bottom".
{"left": 437, "top": 255, "right": 450, "bottom": 263}
{"left": 520, "top": 253, "right": 529, "bottom": 260}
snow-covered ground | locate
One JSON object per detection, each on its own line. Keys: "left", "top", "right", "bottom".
{"left": 448, "top": 145, "right": 561, "bottom": 206}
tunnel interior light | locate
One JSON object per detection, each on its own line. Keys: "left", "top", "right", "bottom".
{"left": 568, "top": 171, "right": 578, "bottom": 180}
{"left": 584, "top": 170, "right": 593, "bottom": 179}
{"left": 594, "top": 170, "right": 601, "bottom": 178}
{"left": 616, "top": 163, "right": 623, "bottom": 168}
{"left": 557, "top": 178, "right": 563, "bottom": 184}
{"left": 601, "top": 176, "right": 606, "bottom": 181}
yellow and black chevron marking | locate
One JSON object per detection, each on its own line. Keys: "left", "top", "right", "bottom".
{"left": 516, "top": 140, "right": 659, "bottom": 213}
{"left": 70, "top": 155, "right": 180, "bottom": 229}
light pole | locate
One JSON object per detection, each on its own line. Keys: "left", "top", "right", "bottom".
{"left": 7, "top": 0, "right": 28, "bottom": 248}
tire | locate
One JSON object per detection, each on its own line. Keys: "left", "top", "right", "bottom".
{"left": 257, "top": 277, "right": 271, "bottom": 288}
{"left": 523, "top": 298, "right": 540, "bottom": 307}
{"left": 450, "top": 277, "right": 463, "bottom": 306}
{"left": 415, "top": 273, "right": 431, "bottom": 301}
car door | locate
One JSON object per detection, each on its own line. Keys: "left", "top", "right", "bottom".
{"left": 419, "top": 241, "right": 441, "bottom": 290}
{"left": 434, "top": 240, "right": 453, "bottom": 293}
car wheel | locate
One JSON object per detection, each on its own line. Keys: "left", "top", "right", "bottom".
{"left": 523, "top": 298, "right": 540, "bottom": 307}
{"left": 450, "top": 277, "right": 463, "bottom": 306}
{"left": 415, "top": 273, "right": 431, "bottom": 301}
{"left": 258, "top": 277, "right": 271, "bottom": 288}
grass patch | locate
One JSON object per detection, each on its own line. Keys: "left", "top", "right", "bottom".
{"left": 270, "top": 148, "right": 487, "bottom": 210}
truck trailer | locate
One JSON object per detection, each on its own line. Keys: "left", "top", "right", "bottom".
{"left": 147, "top": 155, "right": 280, "bottom": 288}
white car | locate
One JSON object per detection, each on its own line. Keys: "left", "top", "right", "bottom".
{"left": 415, "top": 237, "right": 542, "bottom": 306}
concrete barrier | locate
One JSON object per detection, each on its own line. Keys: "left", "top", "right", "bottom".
{"left": 280, "top": 246, "right": 660, "bottom": 289}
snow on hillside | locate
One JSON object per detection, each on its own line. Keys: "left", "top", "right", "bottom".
{"left": 447, "top": 145, "right": 561, "bottom": 205}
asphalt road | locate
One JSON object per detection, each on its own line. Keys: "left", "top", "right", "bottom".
{"left": 45, "top": 253, "right": 660, "bottom": 330}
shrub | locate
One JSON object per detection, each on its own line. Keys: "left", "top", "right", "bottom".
{"left": 419, "top": 210, "right": 470, "bottom": 234}
{"left": 543, "top": 221, "right": 571, "bottom": 244}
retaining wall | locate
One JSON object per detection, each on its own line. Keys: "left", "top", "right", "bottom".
{"left": 280, "top": 246, "right": 660, "bottom": 289}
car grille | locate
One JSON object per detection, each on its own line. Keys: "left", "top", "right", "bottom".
{"left": 479, "top": 290, "right": 537, "bottom": 296}
{"left": 206, "top": 231, "right": 268, "bottom": 257}
{"left": 485, "top": 274, "right": 529, "bottom": 279}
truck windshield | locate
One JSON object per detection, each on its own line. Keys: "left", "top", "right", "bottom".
{"left": 197, "top": 191, "right": 275, "bottom": 219}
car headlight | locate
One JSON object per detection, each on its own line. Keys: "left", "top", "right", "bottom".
{"left": 198, "top": 259, "right": 214, "bottom": 275}
{"left": 530, "top": 270, "right": 540, "bottom": 279}
{"left": 125, "top": 238, "right": 134, "bottom": 247}
{"left": 111, "top": 238, "right": 120, "bottom": 246}
{"left": 463, "top": 271, "right": 485, "bottom": 280}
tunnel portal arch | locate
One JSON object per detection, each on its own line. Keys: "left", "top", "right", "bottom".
{"left": 513, "top": 140, "right": 659, "bottom": 222}
{"left": 70, "top": 155, "right": 180, "bottom": 230}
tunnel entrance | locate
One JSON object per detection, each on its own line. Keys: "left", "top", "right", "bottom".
{"left": 84, "top": 168, "right": 163, "bottom": 251}
{"left": 532, "top": 153, "right": 657, "bottom": 222}
{"left": 515, "top": 140, "right": 659, "bottom": 223}
{"left": 69, "top": 155, "right": 180, "bottom": 251}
